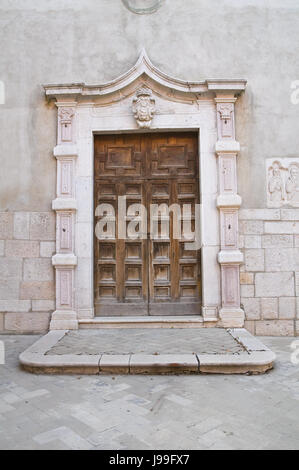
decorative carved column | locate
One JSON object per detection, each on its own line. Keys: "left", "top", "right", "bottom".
{"left": 50, "top": 102, "right": 78, "bottom": 330}
{"left": 215, "top": 94, "right": 245, "bottom": 328}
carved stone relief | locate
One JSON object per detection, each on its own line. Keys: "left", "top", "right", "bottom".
{"left": 58, "top": 107, "right": 75, "bottom": 143}
{"left": 216, "top": 102, "right": 235, "bottom": 139}
{"left": 132, "top": 87, "right": 156, "bottom": 128}
{"left": 267, "top": 158, "right": 299, "bottom": 207}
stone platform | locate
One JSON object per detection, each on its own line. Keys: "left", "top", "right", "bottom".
{"left": 19, "top": 328, "right": 275, "bottom": 375}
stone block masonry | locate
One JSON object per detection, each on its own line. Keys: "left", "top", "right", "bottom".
{"left": 1, "top": 208, "right": 299, "bottom": 336}
{"left": 239, "top": 208, "right": 299, "bottom": 336}
{"left": 0, "top": 212, "right": 55, "bottom": 333}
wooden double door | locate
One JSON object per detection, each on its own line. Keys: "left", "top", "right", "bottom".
{"left": 94, "top": 132, "right": 201, "bottom": 316}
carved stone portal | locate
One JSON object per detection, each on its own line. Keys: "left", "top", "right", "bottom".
{"left": 132, "top": 87, "right": 156, "bottom": 128}
{"left": 267, "top": 158, "right": 299, "bottom": 207}
{"left": 44, "top": 49, "right": 246, "bottom": 329}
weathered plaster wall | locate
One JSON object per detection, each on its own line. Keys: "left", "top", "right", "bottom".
{"left": 0, "top": 0, "right": 299, "bottom": 209}
{"left": 0, "top": 0, "right": 299, "bottom": 333}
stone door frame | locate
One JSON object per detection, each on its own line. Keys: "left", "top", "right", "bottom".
{"left": 44, "top": 50, "right": 247, "bottom": 329}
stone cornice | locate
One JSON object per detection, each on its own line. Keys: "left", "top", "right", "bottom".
{"left": 43, "top": 49, "right": 247, "bottom": 100}
{"left": 52, "top": 254, "right": 78, "bottom": 267}
{"left": 217, "top": 195, "right": 242, "bottom": 208}
{"left": 52, "top": 198, "right": 77, "bottom": 211}
{"left": 218, "top": 250, "right": 244, "bottom": 265}
{"left": 215, "top": 140, "right": 240, "bottom": 154}
{"left": 53, "top": 145, "right": 78, "bottom": 158}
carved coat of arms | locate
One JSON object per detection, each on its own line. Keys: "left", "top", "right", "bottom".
{"left": 132, "top": 87, "right": 156, "bottom": 128}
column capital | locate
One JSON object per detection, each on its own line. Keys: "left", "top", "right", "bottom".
{"left": 56, "top": 103, "right": 77, "bottom": 146}
{"left": 215, "top": 99, "right": 236, "bottom": 141}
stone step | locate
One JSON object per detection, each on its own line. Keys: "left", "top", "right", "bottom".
{"left": 19, "top": 328, "right": 276, "bottom": 375}
{"left": 78, "top": 316, "right": 208, "bottom": 329}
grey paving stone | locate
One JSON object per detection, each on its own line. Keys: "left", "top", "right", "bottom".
{"left": 47, "top": 328, "right": 246, "bottom": 356}
{"left": 0, "top": 335, "right": 298, "bottom": 450}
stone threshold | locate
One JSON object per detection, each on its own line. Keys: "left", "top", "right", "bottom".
{"left": 78, "top": 315, "right": 211, "bottom": 329}
{"left": 19, "top": 328, "right": 275, "bottom": 375}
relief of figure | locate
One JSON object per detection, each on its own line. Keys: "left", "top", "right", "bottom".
{"left": 286, "top": 163, "right": 299, "bottom": 203}
{"left": 268, "top": 161, "right": 285, "bottom": 204}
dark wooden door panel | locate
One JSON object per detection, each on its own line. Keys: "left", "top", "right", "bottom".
{"left": 94, "top": 133, "right": 201, "bottom": 316}
{"left": 150, "top": 134, "right": 197, "bottom": 178}
{"left": 94, "top": 146, "right": 148, "bottom": 315}
{"left": 94, "top": 134, "right": 145, "bottom": 178}
{"left": 147, "top": 134, "right": 200, "bottom": 315}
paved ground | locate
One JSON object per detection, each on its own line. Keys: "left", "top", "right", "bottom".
{"left": 47, "top": 329, "right": 246, "bottom": 355}
{"left": 0, "top": 335, "right": 299, "bottom": 450}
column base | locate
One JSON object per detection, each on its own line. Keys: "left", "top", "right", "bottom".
{"left": 50, "top": 311, "right": 79, "bottom": 330}
{"left": 219, "top": 308, "right": 245, "bottom": 328}
{"left": 202, "top": 306, "right": 218, "bottom": 322}
{"left": 77, "top": 308, "right": 95, "bottom": 320}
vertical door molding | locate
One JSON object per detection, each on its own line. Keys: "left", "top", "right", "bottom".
{"left": 215, "top": 94, "right": 245, "bottom": 328}
{"left": 50, "top": 102, "right": 79, "bottom": 330}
